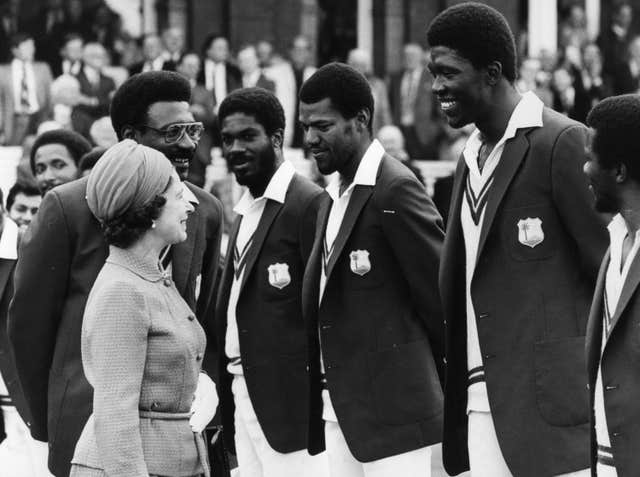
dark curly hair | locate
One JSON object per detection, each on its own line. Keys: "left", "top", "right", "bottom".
{"left": 103, "top": 195, "right": 167, "bottom": 248}
{"left": 587, "top": 94, "right": 640, "bottom": 182}
{"left": 427, "top": 2, "right": 517, "bottom": 82}
{"left": 6, "top": 181, "right": 40, "bottom": 210}
{"left": 299, "top": 62, "right": 374, "bottom": 134}
{"left": 218, "top": 87, "right": 285, "bottom": 138}
{"left": 110, "top": 71, "right": 192, "bottom": 140}
{"left": 30, "top": 129, "right": 92, "bottom": 175}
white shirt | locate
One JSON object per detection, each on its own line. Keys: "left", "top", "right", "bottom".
{"left": 242, "top": 70, "right": 261, "bottom": 88}
{"left": 319, "top": 139, "right": 385, "bottom": 422}
{"left": 461, "top": 91, "right": 543, "bottom": 413}
{"left": 225, "top": 161, "right": 296, "bottom": 375}
{"left": 11, "top": 59, "right": 39, "bottom": 114}
{"left": 82, "top": 65, "right": 100, "bottom": 86}
{"left": 594, "top": 214, "right": 640, "bottom": 476}
{"left": 204, "top": 60, "right": 228, "bottom": 107}
{"left": 62, "top": 59, "right": 81, "bottom": 76}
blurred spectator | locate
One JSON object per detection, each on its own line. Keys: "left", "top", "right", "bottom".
{"left": 598, "top": 1, "right": 633, "bottom": 75}
{"left": 52, "top": 32, "right": 83, "bottom": 77}
{"left": 15, "top": 135, "right": 39, "bottom": 190}
{"left": 377, "top": 124, "right": 424, "bottom": 185}
{"left": 612, "top": 34, "right": 640, "bottom": 94}
{"left": 0, "top": 32, "right": 53, "bottom": 146}
{"left": 176, "top": 51, "right": 216, "bottom": 187}
{"left": 551, "top": 67, "right": 577, "bottom": 118}
{"left": 30, "top": 128, "right": 90, "bottom": 195}
{"left": 289, "top": 35, "right": 316, "bottom": 148}
{"left": 199, "top": 34, "right": 241, "bottom": 111}
{"left": 30, "top": 0, "right": 68, "bottom": 68}
{"left": 129, "top": 33, "right": 175, "bottom": 75}
{"left": 573, "top": 43, "right": 612, "bottom": 123}
{"left": 6, "top": 181, "right": 41, "bottom": 229}
{"left": 77, "top": 146, "right": 105, "bottom": 176}
{"left": 50, "top": 73, "right": 80, "bottom": 128}
{"left": 515, "top": 58, "right": 553, "bottom": 106}
{"left": 257, "top": 40, "right": 274, "bottom": 68}
{"left": 162, "top": 27, "right": 185, "bottom": 64}
{"left": 559, "top": 4, "right": 589, "bottom": 50}
{"left": 0, "top": 0, "right": 20, "bottom": 63}
{"left": 114, "top": 31, "right": 143, "bottom": 70}
{"left": 389, "top": 43, "right": 443, "bottom": 159}
{"left": 84, "top": 2, "right": 121, "bottom": 63}
{"left": 71, "top": 42, "right": 116, "bottom": 138}
{"left": 347, "top": 48, "right": 391, "bottom": 135}
{"left": 88, "top": 116, "right": 117, "bottom": 148}
{"left": 238, "top": 44, "right": 275, "bottom": 91}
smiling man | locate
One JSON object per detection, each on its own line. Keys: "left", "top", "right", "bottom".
{"left": 428, "top": 3, "right": 607, "bottom": 477}
{"left": 299, "top": 62, "right": 445, "bottom": 477}
{"left": 6, "top": 181, "right": 41, "bottom": 229}
{"left": 215, "top": 87, "right": 327, "bottom": 477}
{"left": 30, "top": 129, "right": 91, "bottom": 195}
{"left": 8, "top": 71, "right": 223, "bottom": 477}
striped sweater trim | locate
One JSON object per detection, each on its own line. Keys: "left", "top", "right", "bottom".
{"left": 597, "top": 444, "right": 615, "bottom": 467}
{"left": 467, "top": 365, "right": 486, "bottom": 387}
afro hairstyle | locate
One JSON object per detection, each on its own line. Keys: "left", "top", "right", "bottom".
{"left": 110, "top": 70, "right": 192, "bottom": 140}
{"left": 30, "top": 129, "right": 92, "bottom": 175}
{"left": 218, "top": 87, "right": 285, "bottom": 139}
{"left": 427, "top": 2, "right": 517, "bottom": 82}
{"left": 587, "top": 94, "right": 640, "bottom": 182}
{"left": 299, "top": 62, "right": 375, "bottom": 134}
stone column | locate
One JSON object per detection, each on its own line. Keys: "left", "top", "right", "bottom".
{"left": 528, "top": 0, "right": 558, "bottom": 57}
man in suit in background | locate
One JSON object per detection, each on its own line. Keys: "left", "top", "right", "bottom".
{"left": 584, "top": 94, "right": 640, "bottom": 477}
{"left": 0, "top": 0, "right": 20, "bottom": 63}
{"left": 51, "top": 33, "right": 83, "bottom": 78}
{"left": 199, "top": 34, "right": 242, "bottom": 113}
{"left": 162, "top": 26, "right": 185, "bottom": 64}
{"left": 299, "top": 62, "right": 445, "bottom": 476}
{"left": 71, "top": 42, "right": 116, "bottom": 139}
{"left": 389, "top": 43, "right": 443, "bottom": 160}
{"left": 289, "top": 35, "right": 316, "bottom": 148}
{"left": 8, "top": 71, "right": 224, "bottom": 477}
{"left": 215, "top": 87, "right": 327, "bottom": 477}
{"left": 0, "top": 32, "right": 53, "bottom": 146}
{"left": 238, "top": 45, "right": 275, "bottom": 92}
{"left": 128, "top": 33, "right": 176, "bottom": 76}
{"left": 429, "top": 4, "right": 607, "bottom": 476}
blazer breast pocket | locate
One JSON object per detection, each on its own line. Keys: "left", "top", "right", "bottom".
{"left": 502, "top": 205, "right": 557, "bottom": 262}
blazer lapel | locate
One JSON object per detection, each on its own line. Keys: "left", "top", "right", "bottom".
{"left": 302, "top": 195, "right": 331, "bottom": 319}
{"left": 0, "top": 258, "right": 15, "bottom": 298}
{"left": 240, "top": 199, "right": 283, "bottom": 291}
{"left": 476, "top": 130, "right": 530, "bottom": 264}
{"left": 173, "top": 206, "right": 200, "bottom": 295}
{"left": 325, "top": 185, "right": 373, "bottom": 282}
{"left": 607, "top": 249, "right": 640, "bottom": 343}
{"left": 586, "top": 250, "right": 609, "bottom": 383}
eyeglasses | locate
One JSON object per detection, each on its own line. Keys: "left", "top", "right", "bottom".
{"left": 138, "top": 122, "right": 204, "bottom": 144}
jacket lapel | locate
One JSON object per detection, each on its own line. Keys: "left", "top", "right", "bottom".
{"left": 0, "top": 258, "right": 15, "bottom": 299}
{"left": 240, "top": 199, "right": 283, "bottom": 292}
{"left": 607, "top": 249, "right": 640, "bottom": 343}
{"left": 476, "top": 130, "right": 531, "bottom": 263}
{"left": 173, "top": 206, "right": 200, "bottom": 295}
{"left": 302, "top": 195, "right": 331, "bottom": 319}
{"left": 586, "top": 250, "right": 609, "bottom": 383}
{"left": 324, "top": 185, "right": 373, "bottom": 282}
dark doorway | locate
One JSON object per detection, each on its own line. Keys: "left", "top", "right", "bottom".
{"left": 317, "top": 0, "right": 358, "bottom": 65}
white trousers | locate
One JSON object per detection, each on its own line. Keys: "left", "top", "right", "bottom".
{"left": 232, "top": 375, "right": 329, "bottom": 477}
{"left": 467, "top": 411, "right": 590, "bottom": 477}
{"left": 324, "top": 420, "right": 432, "bottom": 477}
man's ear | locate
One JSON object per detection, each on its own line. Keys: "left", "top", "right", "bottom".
{"left": 616, "top": 163, "right": 628, "bottom": 183}
{"left": 121, "top": 125, "right": 137, "bottom": 140}
{"left": 485, "top": 61, "right": 503, "bottom": 86}
{"left": 356, "top": 108, "right": 371, "bottom": 133}
{"left": 271, "top": 129, "right": 284, "bottom": 149}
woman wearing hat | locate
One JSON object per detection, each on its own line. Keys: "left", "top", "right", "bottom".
{"left": 70, "top": 140, "right": 214, "bottom": 477}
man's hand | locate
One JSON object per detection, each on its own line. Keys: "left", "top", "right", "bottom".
{"left": 189, "top": 372, "right": 219, "bottom": 433}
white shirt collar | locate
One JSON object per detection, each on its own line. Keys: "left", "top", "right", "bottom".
{"left": 606, "top": 213, "right": 640, "bottom": 241}
{"left": 326, "top": 139, "right": 385, "bottom": 200}
{"left": 233, "top": 160, "right": 296, "bottom": 215}
{"left": 464, "top": 91, "right": 544, "bottom": 168}
{"left": 182, "top": 182, "right": 199, "bottom": 205}
{"left": 0, "top": 216, "right": 18, "bottom": 260}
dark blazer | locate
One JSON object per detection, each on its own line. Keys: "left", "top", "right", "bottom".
{"left": 128, "top": 59, "right": 177, "bottom": 76}
{"left": 216, "top": 173, "right": 323, "bottom": 454}
{"left": 71, "top": 69, "right": 116, "bottom": 138}
{"left": 247, "top": 73, "right": 275, "bottom": 92}
{"left": 188, "top": 84, "right": 216, "bottom": 187}
{"left": 0, "top": 256, "right": 17, "bottom": 442}
{"left": 439, "top": 108, "right": 608, "bottom": 477}
{"left": 8, "top": 176, "right": 223, "bottom": 477}
{"left": 303, "top": 153, "right": 445, "bottom": 462}
{"left": 586, "top": 250, "right": 640, "bottom": 477}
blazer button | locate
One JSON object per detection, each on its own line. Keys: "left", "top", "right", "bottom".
{"left": 478, "top": 313, "right": 489, "bottom": 319}
{"left": 187, "top": 315, "right": 195, "bottom": 321}
{"left": 483, "top": 354, "right": 495, "bottom": 360}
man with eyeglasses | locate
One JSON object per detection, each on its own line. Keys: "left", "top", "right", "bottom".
{"left": 8, "top": 71, "right": 224, "bottom": 477}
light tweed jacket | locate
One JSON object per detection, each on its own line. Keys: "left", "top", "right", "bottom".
{"left": 71, "top": 246, "right": 208, "bottom": 477}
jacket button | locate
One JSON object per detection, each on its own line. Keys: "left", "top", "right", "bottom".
{"left": 483, "top": 354, "right": 495, "bottom": 360}
{"left": 240, "top": 329, "right": 248, "bottom": 334}
{"left": 187, "top": 315, "right": 195, "bottom": 321}
{"left": 612, "top": 431, "right": 621, "bottom": 437}
{"left": 478, "top": 313, "right": 489, "bottom": 319}
{"left": 151, "top": 402, "right": 159, "bottom": 409}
